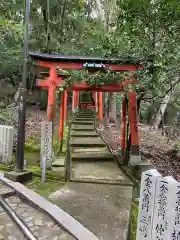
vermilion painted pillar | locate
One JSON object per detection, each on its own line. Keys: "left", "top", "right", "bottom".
{"left": 72, "top": 91, "right": 75, "bottom": 113}
{"left": 76, "top": 91, "right": 79, "bottom": 109}
{"left": 59, "top": 91, "right": 65, "bottom": 152}
{"left": 95, "top": 92, "right": 98, "bottom": 112}
{"left": 92, "top": 92, "right": 96, "bottom": 108}
{"left": 74, "top": 91, "right": 78, "bottom": 111}
{"left": 99, "top": 92, "right": 103, "bottom": 121}
{"left": 128, "top": 91, "right": 141, "bottom": 165}
{"left": 47, "top": 86, "right": 56, "bottom": 121}
{"left": 63, "top": 91, "right": 68, "bottom": 126}
{"left": 47, "top": 66, "right": 57, "bottom": 121}
{"left": 121, "top": 97, "right": 127, "bottom": 158}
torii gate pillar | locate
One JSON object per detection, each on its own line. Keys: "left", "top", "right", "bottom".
{"left": 72, "top": 91, "right": 79, "bottom": 112}
{"left": 37, "top": 66, "right": 64, "bottom": 121}
{"left": 98, "top": 92, "right": 103, "bottom": 121}
{"left": 59, "top": 91, "right": 65, "bottom": 152}
{"left": 128, "top": 92, "right": 141, "bottom": 164}
{"left": 76, "top": 91, "right": 79, "bottom": 109}
{"left": 47, "top": 67, "right": 57, "bottom": 121}
{"left": 72, "top": 91, "right": 75, "bottom": 113}
{"left": 95, "top": 92, "right": 98, "bottom": 112}
{"left": 63, "top": 91, "right": 68, "bottom": 126}
{"left": 121, "top": 97, "right": 127, "bottom": 159}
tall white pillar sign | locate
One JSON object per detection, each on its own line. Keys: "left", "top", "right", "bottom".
{"left": 3, "top": 126, "right": 8, "bottom": 164}
{"left": 136, "top": 169, "right": 161, "bottom": 240}
{"left": 152, "top": 176, "right": 177, "bottom": 240}
{"left": 0, "top": 125, "right": 14, "bottom": 164}
{"left": 41, "top": 121, "right": 53, "bottom": 168}
{"left": 169, "top": 182, "right": 180, "bottom": 239}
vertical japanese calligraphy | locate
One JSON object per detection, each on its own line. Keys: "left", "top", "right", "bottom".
{"left": 137, "top": 170, "right": 179, "bottom": 240}
{"left": 152, "top": 176, "right": 177, "bottom": 240}
{"left": 136, "top": 169, "right": 161, "bottom": 240}
{"left": 41, "top": 121, "right": 53, "bottom": 168}
{"left": 171, "top": 184, "right": 180, "bottom": 240}
{"left": 0, "top": 126, "right": 14, "bottom": 164}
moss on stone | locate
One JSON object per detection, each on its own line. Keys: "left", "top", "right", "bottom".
{"left": 25, "top": 176, "right": 64, "bottom": 198}
{"left": 0, "top": 163, "right": 13, "bottom": 172}
{"left": 0, "top": 121, "right": 70, "bottom": 198}
{"left": 26, "top": 166, "right": 65, "bottom": 181}
{"left": 131, "top": 201, "right": 139, "bottom": 240}
{"left": 25, "top": 137, "right": 40, "bottom": 153}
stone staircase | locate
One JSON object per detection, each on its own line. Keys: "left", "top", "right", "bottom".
{"left": 49, "top": 110, "right": 134, "bottom": 240}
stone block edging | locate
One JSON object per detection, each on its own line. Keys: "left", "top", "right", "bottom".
{"left": 0, "top": 173, "right": 99, "bottom": 240}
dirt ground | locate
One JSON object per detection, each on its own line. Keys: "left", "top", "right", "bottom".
{"left": 140, "top": 124, "right": 180, "bottom": 180}
{"left": 100, "top": 122, "right": 180, "bottom": 180}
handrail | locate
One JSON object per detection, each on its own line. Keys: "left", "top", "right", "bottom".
{"left": 65, "top": 113, "right": 77, "bottom": 182}
{"left": 0, "top": 197, "right": 38, "bottom": 240}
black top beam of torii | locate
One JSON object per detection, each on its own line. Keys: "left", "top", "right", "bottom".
{"left": 29, "top": 51, "right": 144, "bottom": 64}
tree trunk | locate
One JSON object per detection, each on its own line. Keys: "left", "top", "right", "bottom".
{"left": 108, "top": 92, "right": 112, "bottom": 122}
{"left": 109, "top": 92, "right": 116, "bottom": 123}
{"left": 94, "top": 0, "right": 105, "bottom": 23}
{"left": 153, "top": 88, "right": 176, "bottom": 129}
{"left": 104, "top": 92, "right": 108, "bottom": 125}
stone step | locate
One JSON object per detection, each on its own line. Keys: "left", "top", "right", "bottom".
{"left": 71, "top": 147, "right": 108, "bottom": 153}
{"left": 77, "top": 115, "right": 93, "bottom": 118}
{"left": 71, "top": 152, "right": 113, "bottom": 161}
{"left": 71, "top": 131, "right": 98, "bottom": 137}
{"left": 77, "top": 112, "right": 93, "bottom": 116}
{"left": 49, "top": 182, "right": 133, "bottom": 240}
{"left": 78, "top": 110, "right": 92, "bottom": 113}
{"left": 71, "top": 125, "right": 94, "bottom": 131}
{"left": 75, "top": 118, "right": 94, "bottom": 121}
{"left": 71, "top": 137, "right": 105, "bottom": 147}
{"left": 72, "top": 121, "right": 93, "bottom": 125}
{"left": 71, "top": 161, "right": 132, "bottom": 183}
{"left": 52, "top": 157, "right": 65, "bottom": 167}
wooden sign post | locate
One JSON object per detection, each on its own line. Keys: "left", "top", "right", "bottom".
{"left": 152, "top": 176, "right": 177, "bottom": 240}
{"left": 41, "top": 121, "right": 53, "bottom": 169}
{"left": 136, "top": 169, "right": 161, "bottom": 240}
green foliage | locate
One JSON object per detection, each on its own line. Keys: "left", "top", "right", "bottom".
{"left": 1, "top": 0, "right": 180, "bottom": 118}
{"left": 116, "top": 94, "right": 121, "bottom": 114}
{"left": 131, "top": 201, "right": 139, "bottom": 240}
{"left": 67, "top": 69, "right": 125, "bottom": 85}
{"left": 0, "top": 3, "right": 23, "bottom": 75}
{"left": 80, "top": 92, "right": 91, "bottom": 102}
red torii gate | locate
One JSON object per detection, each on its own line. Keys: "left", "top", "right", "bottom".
{"left": 30, "top": 52, "right": 141, "bottom": 163}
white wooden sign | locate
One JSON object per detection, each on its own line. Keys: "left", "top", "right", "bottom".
{"left": 41, "top": 121, "right": 53, "bottom": 168}
{"left": 42, "top": 157, "right": 46, "bottom": 184}
{"left": 0, "top": 125, "right": 14, "bottom": 164}
{"left": 136, "top": 169, "right": 161, "bottom": 240}
{"left": 3, "top": 126, "right": 8, "bottom": 164}
{"left": 169, "top": 182, "right": 180, "bottom": 239}
{"left": 152, "top": 176, "right": 177, "bottom": 240}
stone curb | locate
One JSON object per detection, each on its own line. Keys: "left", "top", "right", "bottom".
{"left": 0, "top": 173, "right": 100, "bottom": 240}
